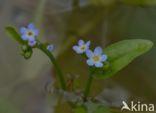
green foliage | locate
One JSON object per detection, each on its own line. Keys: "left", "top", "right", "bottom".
{"left": 121, "top": 0, "right": 156, "bottom": 5}
{"left": 93, "top": 106, "right": 111, "bottom": 113}
{"left": 85, "top": 102, "right": 111, "bottom": 113}
{"left": 0, "top": 98, "right": 19, "bottom": 113}
{"left": 90, "top": 0, "right": 116, "bottom": 6}
{"left": 5, "top": 26, "right": 25, "bottom": 45}
{"left": 5, "top": 26, "right": 33, "bottom": 59}
{"left": 95, "top": 39, "right": 153, "bottom": 79}
{"left": 90, "top": 0, "right": 156, "bottom": 6}
{"left": 21, "top": 45, "right": 33, "bottom": 59}
{"left": 74, "top": 106, "right": 86, "bottom": 113}
{"left": 5, "top": 25, "right": 154, "bottom": 109}
{"left": 73, "top": 102, "right": 111, "bottom": 113}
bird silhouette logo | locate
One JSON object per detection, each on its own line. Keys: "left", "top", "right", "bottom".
{"left": 121, "top": 101, "right": 131, "bottom": 111}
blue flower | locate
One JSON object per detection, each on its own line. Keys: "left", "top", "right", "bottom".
{"left": 73, "top": 40, "right": 90, "bottom": 54}
{"left": 47, "top": 44, "right": 54, "bottom": 52}
{"left": 28, "top": 40, "right": 37, "bottom": 47}
{"left": 86, "top": 47, "right": 107, "bottom": 68}
{"left": 20, "top": 23, "right": 38, "bottom": 42}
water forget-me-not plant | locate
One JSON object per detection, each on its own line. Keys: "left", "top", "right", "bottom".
{"left": 5, "top": 23, "right": 154, "bottom": 113}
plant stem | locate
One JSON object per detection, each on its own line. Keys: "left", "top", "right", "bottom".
{"left": 37, "top": 44, "right": 67, "bottom": 90}
{"left": 83, "top": 70, "right": 95, "bottom": 101}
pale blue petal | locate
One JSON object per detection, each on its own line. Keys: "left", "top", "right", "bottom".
{"left": 73, "top": 46, "right": 79, "bottom": 51}
{"left": 21, "top": 35, "right": 28, "bottom": 41}
{"left": 94, "top": 47, "right": 103, "bottom": 55}
{"left": 28, "top": 23, "right": 35, "bottom": 29}
{"left": 86, "top": 41, "right": 91, "bottom": 47}
{"left": 73, "top": 46, "right": 82, "bottom": 54}
{"left": 101, "top": 55, "right": 107, "bottom": 62}
{"left": 87, "top": 59, "right": 94, "bottom": 66}
{"left": 28, "top": 37, "right": 35, "bottom": 42}
{"left": 28, "top": 40, "right": 36, "bottom": 47}
{"left": 86, "top": 50, "right": 93, "bottom": 58}
{"left": 95, "top": 62, "right": 103, "bottom": 68}
{"left": 34, "top": 29, "right": 39, "bottom": 36}
{"left": 20, "top": 27, "right": 27, "bottom": 34}
{"left": 77, "top": 48, "right": 83, "bottom": 53}
{"left": 78, "top": 40, "right": 84, "bottom": 46}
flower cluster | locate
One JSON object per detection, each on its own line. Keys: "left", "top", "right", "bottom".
{"left": 73, "top": 40, "right": 107, "bottom": 68}
{"left": 20, "top": 23, "right": 38, "bottom": 47}
{"left": 19, "top": 24, "right": 107, "bottom": 67}
{"left": 20, "top": 23, "right": 54, "bottom": 52}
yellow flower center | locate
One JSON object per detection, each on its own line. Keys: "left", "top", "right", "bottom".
{"left": 27, "top": 31, "right": 33, "bottom": 36}
{"left": 80, "top": 45, "right": 86, "bottom": 51}
{"left": 92, "top": 55, "right": 100, "bottom": 62}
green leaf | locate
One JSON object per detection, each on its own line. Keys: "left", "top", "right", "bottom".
{"left": 93, "top": 106, "right": 111, "bottom": 113}
{"left": 121, "top": 0, "right": 156, "bottom": 6}
{"left": 74, "top": 106, "right": 86, "bottom": 113}
{"left": 5, "top": 26, "right": 25, "bottom": 45}
{"left": 95, "top": 39, "right": 153, "bottom": 79}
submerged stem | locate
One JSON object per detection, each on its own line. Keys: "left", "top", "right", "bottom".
{"left": 37, "top": 44, "right": 67, "bottom": 90}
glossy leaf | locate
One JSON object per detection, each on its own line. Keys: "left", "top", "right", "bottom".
{"left": 95, "top": 39, "right": 153, "bottom": 79}
{"left": 5, "top": 26, "right": 25, "bottom": 45}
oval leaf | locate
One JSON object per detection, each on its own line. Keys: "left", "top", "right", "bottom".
{"left": 95, "top": 39, "right": 153, "bottom": 79}
{"left": 5, "top": 26, "right": 25, "bottom": 45}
